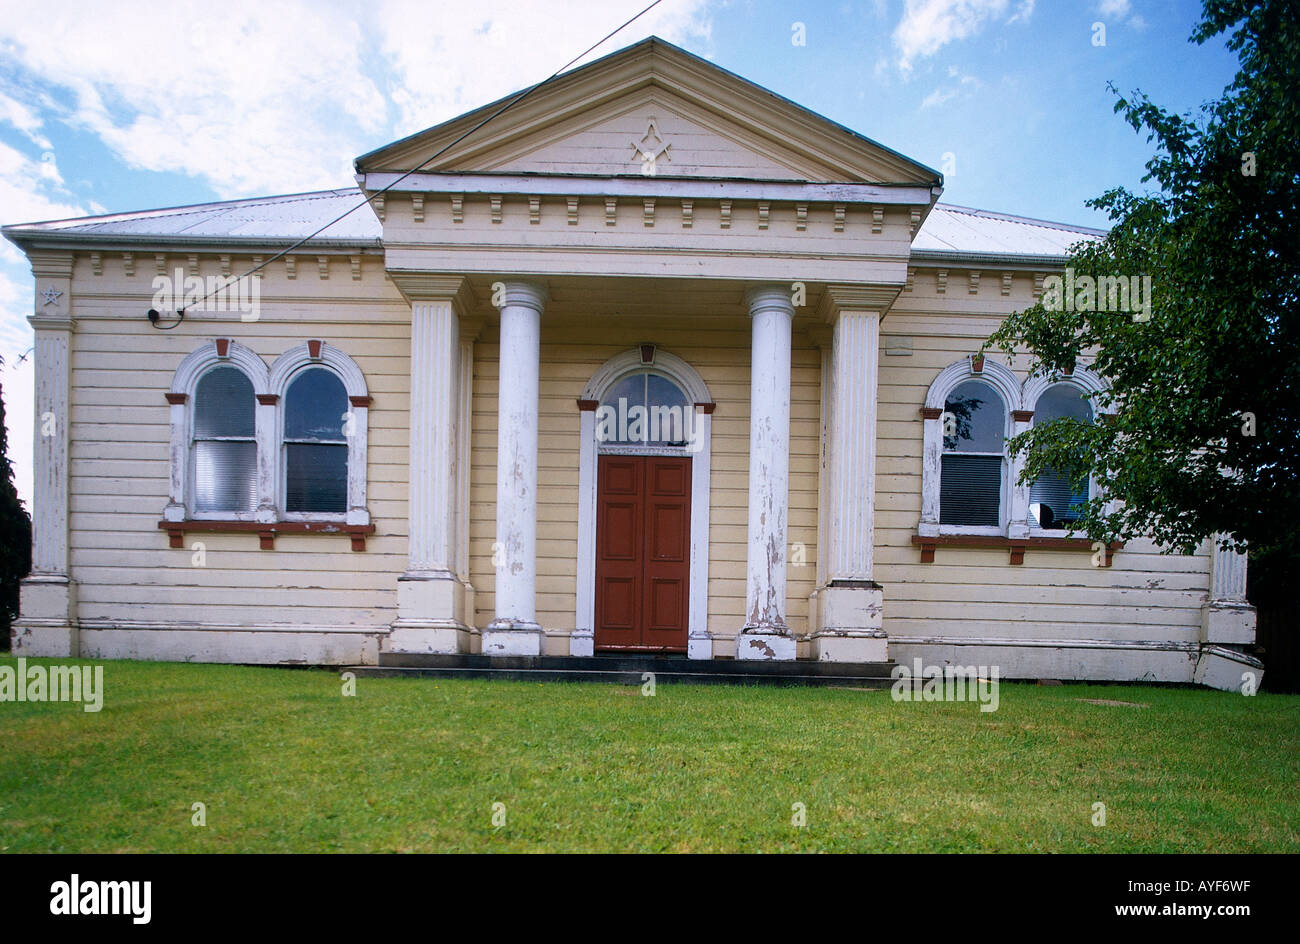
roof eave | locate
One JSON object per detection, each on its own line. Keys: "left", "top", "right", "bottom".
{"left": 908, "top": 248, "right": 1070, "bottom": 268}
{"left": 1, "top": 229, "right": 383, "bottom": 253}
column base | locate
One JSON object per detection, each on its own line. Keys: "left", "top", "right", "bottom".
{"left": 1200, "top": 602, "right": 1256, "bottom": 645}
{"left": 483, "top": 620, "right": 545, "bottom": 656}
{"left": 736, "top": 625, "right": 796, "bottom": 661}
{"left": 392, "top": 571, "right": 469, "bottom": 653}
{"left": 687, "top": 631, "right": 712, "bottom": 660}
{"left": 812, "top": 582, "right": 886, "bottom": 662}
{"left": 11, "top": 575, "right": 79, "bottom": 656}
{"left": 1194, "top": 644, "right": 1264, "bottom": 692}
{"left": 569, "top": 628, "right": 594, "bottom": 657}
{"left": 810, "top": 631, "right": 888, "bottom": 663}
{"left": 385, "top": 620, "right": 473, "bottom": 654}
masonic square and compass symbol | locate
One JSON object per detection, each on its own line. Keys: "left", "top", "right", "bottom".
{"left": 630, "top": 117, "right": 671, "bottom": 176}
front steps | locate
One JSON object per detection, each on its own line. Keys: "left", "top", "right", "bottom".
{"left": 347, "top": 652, "right": 898, "bottom": 689}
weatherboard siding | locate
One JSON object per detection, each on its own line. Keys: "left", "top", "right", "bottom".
{"left": 65, "top": 253, "right": 408, "bottom": 660}
{"left": 875, "top": 274, "right": 1210, "bottom": 672}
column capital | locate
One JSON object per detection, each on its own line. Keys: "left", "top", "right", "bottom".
{"left": 744, "top": 283, "right": 795, "bottom": 317}
{"left": 387, "top": 272, "right": 476, "bottom": 312}
{"left": 28, "top": 315, "right": 76, "bottom": 333}
{"left": 26, "top": 249, "right": 75, "bottom": 280}
{"left": 497, "top": 279, "right": 548, "bottom": 313}
{"left": 817, "top": 283, "right": 901, "bottom": 321}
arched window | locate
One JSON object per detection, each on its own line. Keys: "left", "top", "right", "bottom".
{"left": 596, "top": 370, "right": 692, "bottom": 446}
{"left": 940, "top": 380, "right": 1006, "bottom": 527}
{"left": 166, "top": 338, "right": 370, "bottom": 535}
{"left": 283, "top": 367, "right": 349, "bottom": 513}
{"left": 919, "top": 355, "right": 1021, "bottom": 538}
{"left": 1028, "top": 383, "right": 1095, "bottom": 530}
{"left": 191, "top": 366, "right": 257, "bottom": 513}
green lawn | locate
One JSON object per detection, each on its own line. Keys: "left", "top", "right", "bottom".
{"left": 1, "top": 656, "right": 1297, "bottom": 852}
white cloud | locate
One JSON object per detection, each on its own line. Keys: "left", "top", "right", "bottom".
{"left": 372, "top": 1, "right": 712, "bottom": 142}
{"left": 0, "top": 0, "right": 713, "bottom": 200}
{"left": 893, "top": 0, "right": 1033, "bottom": 72}
{"left": 1096, "top": 1, "right": 1147, "bottom": 30}
{"left": 0, "top": 88, "right": 52, "bottom": 150}
{"left": 919, "top": 65, "right": 983, "bottom": 108}
{"left": 921, "top": 87, "right": 958, "bottom": 108}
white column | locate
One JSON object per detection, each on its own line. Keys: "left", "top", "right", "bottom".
{"left": 1201, "top": 535, "right": 1255, "bottom": 645}
{"left": 13, "top": 250, "right": 78, "bottom": 657}
{"left": 738, "top": 285, "right": 795, "bottom": 660}
{"left": 483, "top": 280, "right": 547, "bottom": 656}
{"left": 572, "top": 401, "right": 598, "bottom": 657}
{"left": 455, "top": 327, "right": 479, "bottom": 628}
{"left": 389, "top": 282, "right": 471, "bottom": 654}
{"left": 810, "top": 308, "right": 888, "bottom": 662}
{"left": 826, "top": 310, "right": 878, "bottom": 579}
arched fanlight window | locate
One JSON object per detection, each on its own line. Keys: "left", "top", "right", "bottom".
{"left": 939, "top": 380, "right": 1006, "bottom": 527}
{"left": 283, "top": 367, "right": 349, "bottom": 513}
{"left": 597, "top": 370, "right": 692, "bottom": 446}
{"left": 1029, "top": 384, "right": 1094, "bottom": 530}
{"left": 192, "top": 366, "right": 256, "bottom": 513}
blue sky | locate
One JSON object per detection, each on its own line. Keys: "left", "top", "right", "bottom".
{"left": 0, "top": 0, "right": 1242, "bottom": 506}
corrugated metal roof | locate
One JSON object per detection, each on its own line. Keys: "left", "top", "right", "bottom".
{"left": 3, "top": 189, "right": 1104, "bottom": 259}
{"left": 913, "top": 203, "right": 1104, "bottom": 258}
{"left": 3, "top": 189, "right": 382, "bottom": 244}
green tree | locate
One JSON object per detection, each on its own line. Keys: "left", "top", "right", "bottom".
{"left": 984, "top": 0, "right": 1299, "bottom": 565}
{"left": 0, "top": 355, "right": 33, "bottom": 646}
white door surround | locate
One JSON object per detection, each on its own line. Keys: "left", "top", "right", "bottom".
{"left": 574, "top": 347, "right": 714, "bottom": 659}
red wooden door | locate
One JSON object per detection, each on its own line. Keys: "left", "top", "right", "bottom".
{"left": 594, "top": 455, "right": 691, "bottom": 651}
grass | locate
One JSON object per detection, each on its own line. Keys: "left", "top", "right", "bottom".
{"left": 1, "top": 656, "right": 1297, "bottom": 852}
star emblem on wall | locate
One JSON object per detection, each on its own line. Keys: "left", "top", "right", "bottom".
{"left": 41, "top": 286, "right": 63, "bottom": 306}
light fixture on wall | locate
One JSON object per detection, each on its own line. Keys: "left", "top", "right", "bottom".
{"left": 147, "top": 308, "right": 185, "bottom": 330}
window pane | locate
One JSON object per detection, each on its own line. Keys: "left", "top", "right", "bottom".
{"left": 940, "top": 454, "right": 1002, "bottom": 526}
{"left": 1031, "top": 386, "right": 1093, "bottom": 528}
{"left": 645, "top": 373, "right": 690, "bottom": 444}
{"left": 286, "top": 443, "right": 347, "bottom": 513}
{"left": 1036, "top": 384, "right": 1093, "bottom": 424}
{"left": 1030, "top": 471, "right": 1088, "bottom": 529}
{"left": 600, "top": 373, "right": 644, "bottom": 412}
{"left": 285, "top": 368, "right": 348, "bottom": 441}
{"left": 944, "top": 381, "right": 1005, "bottom": 452}
{"left": 194, "top": 367, "right": 254, "bottom": 438}
{"left": 193, "top": 440, "right": 256, "bottom": 513}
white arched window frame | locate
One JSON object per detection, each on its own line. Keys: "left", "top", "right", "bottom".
{"left": 165, "top": 340, "right": 273, "bottom": 523}
{"left": 920, "top": 356, "right": 1022, "bottom": 538}
{"left": 575, "top": 347, "right": 714, "bottom": 659}
{"left": 269, "top": 342, "right": 371, "bottom": 526}
{"left": 1020, "top": 367, "right": 1109, "bottom": 538}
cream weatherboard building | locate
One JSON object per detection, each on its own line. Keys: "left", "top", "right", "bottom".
{"left": 5, "top": 39, "right": 1261, "bottom": 688}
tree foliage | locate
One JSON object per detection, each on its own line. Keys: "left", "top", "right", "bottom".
{"left": 0, "top": 357, "right": 33, "bottom": 644}
{"left": 984, "top": 0, "right": 1299, "bottom": 560}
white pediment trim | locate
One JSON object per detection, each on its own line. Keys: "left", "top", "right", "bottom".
{"left": 357, "top": 38, "right": 940, "bottom": 186}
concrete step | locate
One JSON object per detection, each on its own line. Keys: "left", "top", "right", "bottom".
{"left": 351, "top": 653, "right": 898, "bottom": 688}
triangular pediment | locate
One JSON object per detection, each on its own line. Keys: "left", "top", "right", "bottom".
{"left": 357, "top": 38, "right": 939, "bottom": 186}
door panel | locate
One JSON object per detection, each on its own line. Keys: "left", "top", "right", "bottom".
{"left": 595, "top": 454, "right": 691, "bottom": 651}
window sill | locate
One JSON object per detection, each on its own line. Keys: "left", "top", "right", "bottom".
{"left": 911, "top": 534, "right": 1122, "bottom": 566}
{"left": 159, "top": 519, "right": 375, "bottom": 551}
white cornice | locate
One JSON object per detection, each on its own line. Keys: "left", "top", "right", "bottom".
{"left": 361, "top": 172, "right": 934, "bottom": 206}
